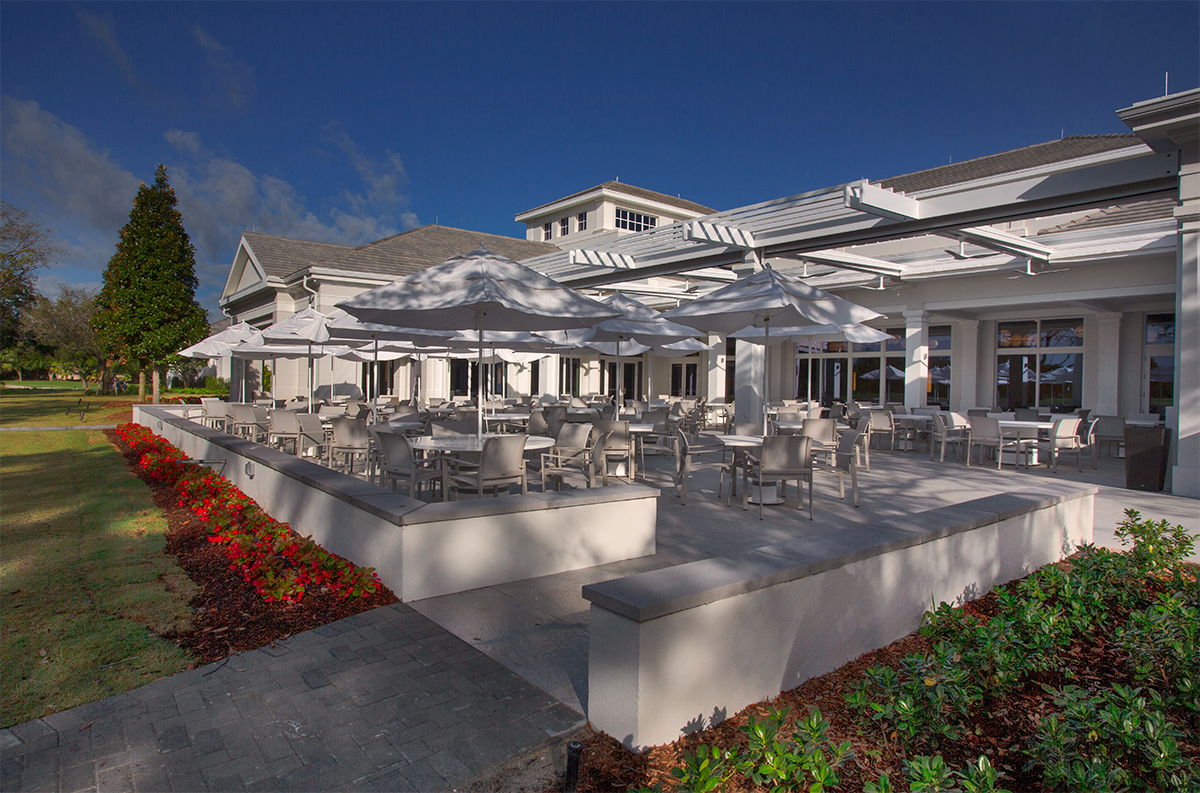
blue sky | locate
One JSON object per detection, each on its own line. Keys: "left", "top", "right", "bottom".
{"left": 2, "top": 1, "right": 1196, "bottom": 316}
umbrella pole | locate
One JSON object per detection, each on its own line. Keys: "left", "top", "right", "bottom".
{"left": 762, "top": 319, "right": 770, "bottom": 437}
{"left": 808, "top": 344, "right": 814, "bottom": 404}
{"left": 614, "top": 339, "right": 622, "bottom": 420}
{"left": 308, "top": 342, "right": 314, "bottom": 408}
{"left": 372, "top": 335, "right": 379, "bottom": 424}
{"left": 477, "top": 312, "right": 485, "bottom": 441}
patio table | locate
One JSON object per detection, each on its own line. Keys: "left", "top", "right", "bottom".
{"left": 994, "top": 419, "right": 1053, "bottom": 465}
{"left": 409, "top": 433, "right": 554, "bottom": 455}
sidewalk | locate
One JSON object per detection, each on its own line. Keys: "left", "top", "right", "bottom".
{"left": 0, "top": 604, "right": 582, "bottom": 793}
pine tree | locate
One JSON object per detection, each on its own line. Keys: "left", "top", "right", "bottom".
{"left": 92, "top": 164, "right": 208, "bottom": 401}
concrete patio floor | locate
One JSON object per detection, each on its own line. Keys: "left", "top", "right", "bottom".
{"left": 410, "top": 437, "right": 1200, "bottom": 716}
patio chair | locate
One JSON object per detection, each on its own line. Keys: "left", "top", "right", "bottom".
{"left": 1035, "top": 417, "right": 1092, "bottom": 473}
{"left": 595, "top": 420, "right": 634, "bottom": 479}
{"left": 541, "top": 430, "right": 610, "bottom": 491}
{"left": 853, "top": 413, "right": 873, "bottom": 471}
{"left": 966, "top": 408, "right": 990, "bottom": 418}
{"left": 832, "top": 428, "right": 862, "bottom": 507}
{"left": 639, "top": 408, "right": 673, "bottom": 464}
{"left": 868, "top": 409, "right": 897, "bottom": 452}
{"left": 526, "top": 410, "right": 550, "bottom": 437}
{"left": 431, "top": 418, "right": 474, "bottom": 436}
{"left": 966, "top": 416, "right": 1031, "bottom": 470}
{"left": 200, "top": 397, "right": 228, "bottom": 431}
{"left": 799, "top": 418, "right": 837, "bottom": 465}
{"left": 1014, "top": 407, "right": 1042, "bottom": 422}
{"left": 329, "top": 417, "right": 370, "bottom": 476}
{"left": 671, "top": 428, "right": 726, "bottom": 506}
{"left": 528, "top": 421, "right": 591, "bottom": 480}
{"left": 1091, "top": 416, "right": 1126, "bottom": 458}
{"left": 741, "top": 435, "right": 813, "bottom": 520}
{"left": 930, "top": 412, "right": 966, "bottom": 463}
{"left": 446, "top": 434, "right": 528, "bottom": 500}
{"left": 370, "top": 429, "right": 441, "bottom": 498}
{"left": 344, "top": 401, "right": 369, "bottom": 420}
{"left": 268, "top": 409, "right": 301, "bottom": 454}
{"left": 232, "top": 404, "right": 269, "bottom": 443}
{"left": 318, "top": 403, "right": 346, "bottom": 418}
{"left": 296, "top": 413, "right": 326, "bottom": 460}
{"left": 284, "top": 396, "right": 309, "bottom": 412}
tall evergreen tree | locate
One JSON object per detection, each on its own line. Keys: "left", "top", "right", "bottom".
{"left": 92, "top": 164, "right": 208, "bottom": 400}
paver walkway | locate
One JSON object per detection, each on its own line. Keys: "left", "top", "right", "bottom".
{"left": 0, "top": 604, "right": 582, "bottom": 792}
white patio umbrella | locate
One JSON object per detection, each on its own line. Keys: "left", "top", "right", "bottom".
{"left": 666, "top": 265, "right": 884, "bottom": 434}
{"left": 178, "top": 321, "right": 260, "bottom": 402}
{"left": 540, "top": 293, "right": 702, "bottom": 415}
{"left": 337, "top": 248, "right": 618, "bottom": 438}
{"left": 729, "top": 322, "right": 893, "bottom": 403}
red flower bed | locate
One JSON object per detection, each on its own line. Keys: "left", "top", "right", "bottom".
{"left": 112, "top": 423, "right": 382, "bottom": 605}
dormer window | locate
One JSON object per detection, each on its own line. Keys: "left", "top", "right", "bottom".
{"left": 543, "top": 222, "right": 553, "bottom": 241}
{"left": 577, "top": 212, "right": 588, "bottom": 231}
{"left": 616, "top": 209, "right": 657, "bottom": 232}
{"left": 560, "top": 217, "right": 569, "bottom": 236}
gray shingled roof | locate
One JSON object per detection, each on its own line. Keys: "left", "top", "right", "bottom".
{"left": 1037, "top": 196, "right": 1177, "bottom": 235}
{"left": 518, "top": 181, "right": 716, "bottom": 217}
{"left": 880, "top": 135, "right": 1143, "bottom": 194}
{"left": 242, "top": 233, "right": 353, "bottom": 279}
{"left": 242, "top": 226, "right": 558, "bottom": 282}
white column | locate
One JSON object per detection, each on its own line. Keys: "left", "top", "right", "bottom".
{"left": 734, "top": 338, "right": 764, "bottom": 424}
{"left": 904, "top": 309, "right": 929, "bottom": 409}
{"left": 706, "top": 332, "right": 725, "bottom": 403}
{"left": 1093, "top": 313, "right": 1122, "bottom": 416}
{"left": 1173, "top": 140, "right": 1199, "bottom": 496}
{"left": 954, "top": 319, "right": 980, "bottom": 412}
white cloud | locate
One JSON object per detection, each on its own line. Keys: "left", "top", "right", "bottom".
{"left": 76, "top": 10, "right": 143, "bottom": 93}
{"left": 193, "top": 27, "right": 256, "bottom": 113}
{"left": 1, "top": 100, "right": 421, "bottom": 313}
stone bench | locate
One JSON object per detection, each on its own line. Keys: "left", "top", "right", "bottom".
{"left": 583, "top": 484, "right": 1095, "bottom": 749}
{"left": 134, "top": 405, "right": 658, "bottom": 601}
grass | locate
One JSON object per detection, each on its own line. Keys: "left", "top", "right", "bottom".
{"left": 0, "top": 390, "right": 140, "bottom": 428}
{"left": 1, "top": 380, "right": 84, "bottom": 390}
{"left": 0, "top": 429, "right": 196, "bottom": 727}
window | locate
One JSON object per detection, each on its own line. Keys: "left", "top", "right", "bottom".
{"left": 542, "top": 222, "right": 552, "bottom": 241}
{"left": 1145, "top": 313, "right": 1174, "bottom": 416}
{"left": 450, "top": 359, "right": 471, "bottom": 396}
{"left": 725, "top": 337, "right": 736, "bottom": 403}
{"left": 530, "top": 360, "right": 540, "bottom": 395}
{"left": 615, "top": 208, "right": 657, "bottom": 232}
{"left": 851, "top": 327, "right": 905, "bottom": 405}
{"left": 927, "top": 325, "right": 952, "bottom": 409}
{"left": 577, "top": 212, "right": 588, "bottom": 232}
{"left": 996, "top": 319, "right": 1082, "bottom": 411}
{"left": 560, "top": 356, "right": 581, "bottom": 397}
{"left": 559, "top": 217, "right": 569, "bottom": 236}
{"left": 671, "top": 363, "right": 698, "bottom": 397}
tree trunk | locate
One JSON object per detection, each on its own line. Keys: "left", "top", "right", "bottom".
{"left": 151, "top": 369, "right": 160, "bottom": 404}
{"left": 139, "top": 370, "right": 147, "bottom": 401}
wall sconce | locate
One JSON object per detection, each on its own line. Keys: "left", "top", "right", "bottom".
{"left": 156, "top": 420, "right": 163, "bottom": 430}
{"left": 244, "top": 461, "right": 255, "bottom": 479}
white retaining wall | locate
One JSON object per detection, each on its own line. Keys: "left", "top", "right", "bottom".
{"left": 134, "top": 405, "right": 657, "bottom": 601}
{"left": 583, "top": 485, "right": 1095, "bottom": 750}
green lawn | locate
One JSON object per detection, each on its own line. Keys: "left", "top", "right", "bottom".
{"left": 1, "top": 380, "right": 84, "bottom": 390}
{"left": 0, "top": 390, "right": 140, "bottom": 428}
{"left": 0, "top": 430, "right": 196, "bottom": 727}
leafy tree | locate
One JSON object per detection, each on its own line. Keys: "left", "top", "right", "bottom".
{"left": 0, "top": 341, "right": 50, "bottom": 381}
{"left": 1, "top": 201, "right": 60, "bottom": 348}
{"left": 92, "top": 164, "right": 208, "bottom": 401}
{"left": 20, "top": 285, "right": 110, "bottom": 392}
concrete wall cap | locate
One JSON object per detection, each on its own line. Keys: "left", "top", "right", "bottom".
{"left": 583, "top": 485, "right": 1096, "bottom": 623}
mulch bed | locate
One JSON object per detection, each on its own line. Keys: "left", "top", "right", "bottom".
{"left": 105, "top": 429, "right": 398, "bottom": 665}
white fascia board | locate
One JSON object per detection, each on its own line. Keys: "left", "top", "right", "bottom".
{"left": 298, "top": 267, "right": 404, "bottom": 290}
{"left": 220, "top": 236, "right": 265, "bottom": 300}
{"left": 682, "top": 219, "right": 758, "bottom": 249}
{"left": 514, "top": 188, "right": 606, "bottom": 222}
{"left": 920, "top": 282, "right": 1176, "bottom": 313}
{"left": 568, "top": 249, "right": 640, "bottom": 269}
{"left": 940, "top": 226, "right": 1055, "bottom": 260}
{"left": 794, "top": 249, "right": 906, "bottom": 277}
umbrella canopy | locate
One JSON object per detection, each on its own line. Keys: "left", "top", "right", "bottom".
{"left": 664, "top": 266, "right": 883, "bottom": 333}
{"left": 338, "top": 248, "right": 617, "bottom": 437}
{"left": 337, "top": 248, "right": 617, "bottom": 331}
{"left": 729, "top": 323, "right": 892, "bottom": 348}
{"left": 178, "top": 322, "right": 259, "bottom": 358}
{"left": 666, "top": 266, "right": 884, "bottom": 433}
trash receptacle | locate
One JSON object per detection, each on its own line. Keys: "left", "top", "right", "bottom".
{"left": 1124, "top": 427, "right": 1170, "bottom": 491}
